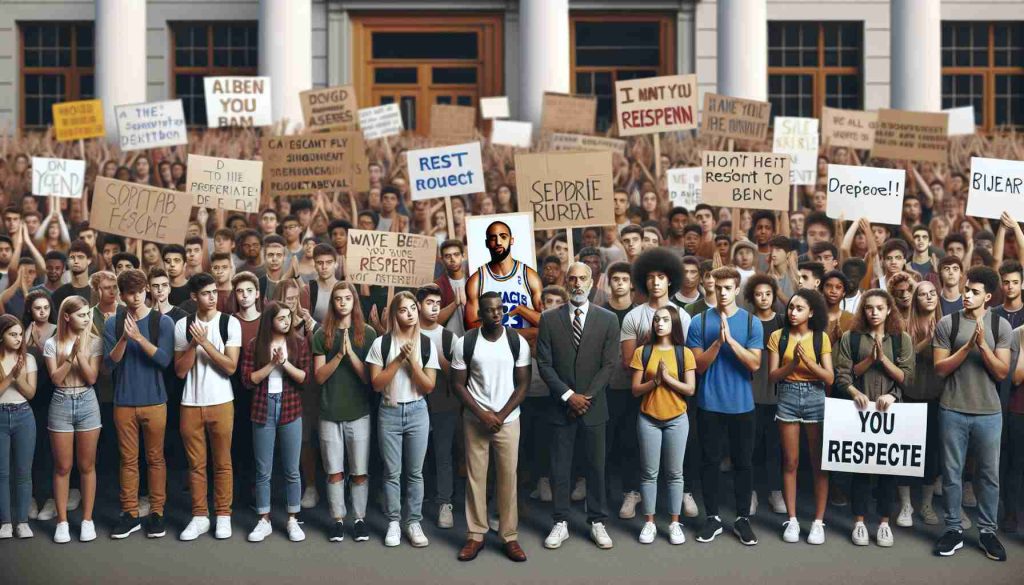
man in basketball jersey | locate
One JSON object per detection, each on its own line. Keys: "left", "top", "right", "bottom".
{"left": 465, "top": 221, "right": 543, "bottom": 335}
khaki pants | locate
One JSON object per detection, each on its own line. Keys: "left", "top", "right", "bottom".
{"left": 464, "top": 415, "right": 520, "bottom": 543}
{"left": 180, "top": 403, "right": 233, "bottom": 517}
{"left": 114, "top": 404, "right": 167, "bottom": 517}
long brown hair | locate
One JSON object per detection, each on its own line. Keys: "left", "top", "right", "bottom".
{"left": 849, "top": 289, "right": 903, "bottom": 336}
{"left": 0, "top": 314, "right": 26, "bottom": 360}
{"left": 909, "top": 280, "right": 942, "bottom": 345}
{"left": 271, "top": 278, "right": 303, "bottom": 331}
{"left": 323, "top": 281, "right": 366, "bottom": 350}
{"left": 254, "top": 301, "right": 300, "bottom": 369}
{"left": 646, "top": 306, "right": 686, "bottom": 348}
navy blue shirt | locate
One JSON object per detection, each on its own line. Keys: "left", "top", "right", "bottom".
{"left": 103, "top": 310, "right": 175, "bottom": 406}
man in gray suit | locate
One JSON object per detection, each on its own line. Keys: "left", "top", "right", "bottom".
{"left": 537, "top": 262, "right": 620, "bottom": 550}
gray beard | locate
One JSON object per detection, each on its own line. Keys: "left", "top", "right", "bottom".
{"left": 570, "top": 291, "right": 589, "bottom": 305}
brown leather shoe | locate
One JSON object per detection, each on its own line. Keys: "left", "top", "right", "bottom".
{"left": 503, "top": 540, "right": 527, "bottom": 562}
{"left": 458, "top": 538, "right": 485, "bottom": 561}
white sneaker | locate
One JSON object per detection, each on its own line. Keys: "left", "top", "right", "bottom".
{"left": 782, "top": 519, "right": 800, "bottom": 543}
{"left": 876, "top": 522, "right": 894, "bottom": 547}
{"left": 79, "top": 519, "right": 96, "bottom": 542}
{"left": 15, "top": 523, "right": 33, "bottom": 539}
{"left": 438, "top": 503, "right": 454, "bottom": 529}
{"left": 138, "top": 495, "right": 151, "bottom": 517}
{"left": 301, "top": 486, "right": 319, "bottom": 509}
{"left": 538, "top": 477, "right": 553, "bottom": 502}
{"left": 961, "top": 508, "right": 972, "bottom": 530}
{"left": 215, "top": 516, "right": 232, "bottom": 539}
{"left": 67, "top": 488, "right": 82, "bottom": 511}
{"left": 962, "top": 482, "right": 977, "bottom": 507}
{"left": 544, "top": 521, "right": 569, "bottom": 549}
{"left": 668, "top": 521, "right": 686, "bottom": 545}
{"left": 488, "top": 514, "right": 499, "bottom": 532}
{"left": 407, "top": 522, "right": 429, "bottom": 547}
{"left": 248, "top": 518, "right": 272, "bottom": 542}
{"left": 384, "top": 521, "right": 401, "bottom": 547}
{"left": 28, "top": 499, "right": 38, "bottom": 520}
{"left": 286, "top": 518, "right": 305, "bottom": 542}
{"left": 619, "top": 491, "right": 641, "bottom": 519}
{"left": 896, "top": 502, "right": 914, "bottom": 527}
{"left": 0, "top": 524, "right": 11, "bottom": 539}
{"left": 639, "top": 521, "right": 657, "bottom": 544}
{"left": 571, "top": 478, "right": 587, "bottom": 502}
{"left": 920, "top": 503, "right": 940, "bottom": 525}
{"left": 180, "top": 516, "right": 211, "bottom": 541}
{"left": 54, "top": 521, "right": 71, "bottom": 544}
{"left": 750, "top": 491, "right": 759, "bottom": 516}
{"left": 806, "top": 520, "right": 825, "bottom": 545}
{"left": 769, "top": 490, "right": 787, "bottom": 514}
{"left": 590, "top": 521, "right": 613, "bottom": 549}
{"left": 852, "top": 521, "right": 869, "bottom": 546}
{"left": 37, "top": 499, "right": 56, "bottom": 521}
{"left": 683, "top": 493, "right": 699, "bottom": 518}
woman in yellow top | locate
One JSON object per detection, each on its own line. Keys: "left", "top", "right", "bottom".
{"left": 630, "top": 306, "right": 696, "bottom": 546}
{"left": 767, "top": 289, "right": 834, "bottom": 546}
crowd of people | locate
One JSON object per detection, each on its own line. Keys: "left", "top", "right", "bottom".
{"left": 0, "top": 126, "right": 1022, "bottom": 565}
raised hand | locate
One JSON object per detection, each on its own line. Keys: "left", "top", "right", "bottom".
{"left": 188, "top": 321, "right": 209, "bottom": 347}
{"left": 123, "top": 313, "right": 142, "bottom": 341}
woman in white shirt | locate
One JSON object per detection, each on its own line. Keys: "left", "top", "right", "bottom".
{"left": 0, "top": 315, "right": 38, "bottom": 539}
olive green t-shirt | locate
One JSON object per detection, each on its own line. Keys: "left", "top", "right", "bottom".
{"left": 312, "top": 325, "right": 377, "bottom": 422}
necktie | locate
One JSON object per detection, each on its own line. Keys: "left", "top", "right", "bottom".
{"left": 573, "top": 308, "right": 583, "bottom": 349}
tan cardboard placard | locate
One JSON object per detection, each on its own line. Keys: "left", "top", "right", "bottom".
{"left": 548, "top": 133, "right": 627, "bottom": 154}
{"left": 699, "top": 93, "right": 771, "bottom": 143}
{"left": 186, "top": 154, "right": 264, "bottom": 213}
{"left": 344, "top": 230, "right": 437, "bottom": 288}
{"left": 541, "top": 93, "right": 597, "bottom": 135}
{"left": 53, "top": 99, "right": 105, "bottom": 142}
{"left": 615, "top": 74, "right": 698, "bottom": 136}
{"left": 262, "top": 131, "right": 369, "bottom": 197}
{"left": 872, "top": 109, "right": 949, "bottom": 163}
{"left": 821, "top": 107, "right": 877, "bottom": 150}
{"left": 300, "top": 85, "right": 358, "bottom": 131}
{"left": 91, "top": 177, "right": 191, "bottom": 245}
{"left": 515, "top": 151, "right": 615, "bottom": 230}
{"left": 429, "top": 104, "right": 477, "bottom": 144}
{"left": 701, "top": 151, "right": 790, "bottom": 211}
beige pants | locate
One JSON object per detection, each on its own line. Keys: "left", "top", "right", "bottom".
{"left": 464, "top": 415, "right": 520, "bottom": 543}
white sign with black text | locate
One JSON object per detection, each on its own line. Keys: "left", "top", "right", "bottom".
{"left": 826, "top": 164, "right": 906, "bottom": 225}
{"left": 358, "top": 104, "right": 404, "bottom": 140}
{"left": 772, "top": 116, "right": 819, "bottom": 186}
{"left": 822, "top": 398, "right": 927, "bottom": 477}
{"left": 666, "top": 167, "right": 702, "bottom": 209}
{"left": 966, "top": 156, "right": 1024, "bottom": 220}
{"left": 407, "top": 142, "right": 485, "bottom": 201}
{"left": 32, "top": 157, "right": 86, "bottom": 199}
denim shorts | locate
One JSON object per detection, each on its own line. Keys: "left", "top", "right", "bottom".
{"left": 48, "top": 387, "right": 102, "bottom": 433}
{"left": 775, "top": 381, "right": 826, "bottom": 423}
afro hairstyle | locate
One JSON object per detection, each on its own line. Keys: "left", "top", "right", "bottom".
{"left": 631, "top": 248, "right": 684, "bottom": 297}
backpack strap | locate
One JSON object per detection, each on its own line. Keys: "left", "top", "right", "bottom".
{"left": 777, "top": 326, "right": 790, "bottom": 360}
{"left": 813, "top": 329, "right": 823, "bottom": 366}
{"left": 463, "top": 328, "right": 480, "bottom": 367}
{"left": 185, "top": 313, "right": 197, "bottom": 344}
{"left": 641, "top": 344, "right": 654, "bottom": 377}
{"left": 149, "top": 309, "right": 161, "bottom": 342}
{"left": 674, "top": 345, "right": 685, "bottom": 378}
{"left": 441, "top": 329, "right": 454, "bottom": 362}
{"left": 219, "top": 313, "right": 230, "bottom": 343}
{"left": 309, "top": 280, "right": 319, "bottom": 313}
{"left": 114, "top": 305, "right": 127, "bottom": 340}
{"left": 991, "top": 311, "right": 1001, "bottom": 348}
{"left": 505, "top": 327, "right": 521, "bottom": 363}
{"left": 950, "top": 311, "right": 961, "bottom": 351}
{"left": 419, "top": 333, "right": 431, "bottom": 365}
{"left": 700, "top": 308, "right": 710, "bottom": 350}
{"left": 850, "top": 331, "right": 862, "bottom": 364}
{"left": 381, "top": 333, "right": 392, "bottom": 365}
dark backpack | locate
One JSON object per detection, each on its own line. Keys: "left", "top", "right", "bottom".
{"left": 185, "top": 313, "right": 231, "bottom": 345}
{"left": 777, "top": 327, "right": 825, "bottom": 366}
{"left": 639, "top": 344, "right": 686, "bottom": 381}
{"left": 309, "top": 280, "right": 320, "bottom": 314}
{"left": 462, "top": 327, "right": 521, "bottom": 367}
{"left": 114, "top": 306, "right": 161, "bottom": 344}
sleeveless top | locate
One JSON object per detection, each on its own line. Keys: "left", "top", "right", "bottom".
{"left": 477, "top": 260, "right": 535, "bottom": 329}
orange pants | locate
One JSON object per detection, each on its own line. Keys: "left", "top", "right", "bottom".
{"left": 114, "top": 404, "right": 167, "bottom": 517}
{"left": 180, "top": 403, "right": 234, "bottom": 517}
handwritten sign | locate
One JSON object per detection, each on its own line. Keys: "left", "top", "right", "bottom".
{"left": 115, "top": 99, "right": 187, "bottom": 151}
{"left": 667, "top": 167, "right": 702, "bottom": 209}
{"left": 541, "top": 93, "right": 597, "bottom": 135}
{"left": 966, "top": 157, "right": 1024, "bottom": 220}
{"left": 407, "top": 142, "right": 485, "bottom": 201}
{"left": 826, "top": 164, "right": 906, "bottom": 224}
{"left": 429, "top": 104, "right": 477, "bottom": 144}
{"left": 821, "top": 107, "right": 877, "bottom": 150}
{"left": 491, "top": 120, "right": 533, "bottom": 148}
{"left": 772, "top": 117, "right": 820, "bottom": 186}
{"left": 261, "top": 131, "right": 369, "bottom": 197}
{"left": 699, "top": 93, "right": 771, "bottom": 143}
{"left": 358, "top": 104, "right": 404, "bottom": 141}
{"left": 945, "top": 105, "right": 976, "bottom": 137}
{"left": 300, "top": 85, "right": 357, "bottom": 131}
{"left": 52, "top": 99, "right": 104, "bottom": 141}
{"left": 480, "top": 96, "right": 510, "bottom": 119}
{"left": 345, "top": 230, "right": 437, "bottom": 288}
{"left": 186, "top": 154, "right": 263, "bottom": 212}
{"left": 515, "top": 151, "right": 614, "bottom": 230}
{"left": 549, "top": 133, "right": 627, "bottom": 154}
{"left": 701, "top": 151, "right": 790, "bottom": 211}
{"left": 872, "top": 109, "right": 949, "bottom": 163}
{"left": 822, "top": 398, "right": 927, "bottom": 477}
{"left": 32, "top": 157, "right": 85, "bottom": 199}
{"left": 615, "top": 74, "right": 698, "bottom": 136}
{"left": 204, "top": 76, "right": 272, "bottom": 128}
{"left": 91, "top": 177, "right": 191, "bottom": 245}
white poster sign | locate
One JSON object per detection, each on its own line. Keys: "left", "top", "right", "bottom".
{"left": 407, "top": 142, "right": 485, "bottom": 201}
{"left": 944, "top": 106, "right": 976, "bottom": 137}
{"left": 358, "top": 104, "right": 404, "bottom": 140}
{"left": 772, "top": 116, "right": 819, "bottom": 186}
{"left": 491, "top": 120, "right": 533, "bottom": 148}
{"left": 822, "top": 398, "right": 927, "bottom": 477}
{"left": 115, "top": 99, "right": 188, "bottom": 151}
{"left": 667, "top": 167, "right": 702, "bottom": 209}
{"left": 32, "top": 157, "right": 86, "bottom": 199}
{"left": 966, "top": 157, "right": 1024, "bottom": 220}
{"left": 826, "top": 164, "right": 906, "bottom": 224}
{"left": 203, "top": 76, "right": 272, "bottom": 128}
{"left": 480, "top": 96, "right": 510, "bottom": 120}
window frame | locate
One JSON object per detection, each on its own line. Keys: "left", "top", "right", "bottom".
{"left": 169, "top": 21, "right": 260, "bottom": 127}
{"left": 18, "top": 21, "right": 95, "bottom": 130}
{"left": 767, "top": 21, "right": 863, "bottom": 120}
{"left": 942, "top": 21, "right": 1024, "bottom": 131}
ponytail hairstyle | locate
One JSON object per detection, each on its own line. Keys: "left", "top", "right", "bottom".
{"left": 323, "top": 281, "right": 366, "bottom": 350}
{"left": 254, "top": 301, "right": 300, "bottom": 369}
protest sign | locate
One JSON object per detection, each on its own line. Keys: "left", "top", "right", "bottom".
{"left": 541, "top": 93, "right": 597, "bottom": 135}
{"left": 429, "top": 104, "right": 477, "bottom": 144}
{"left": 822, "top": 398, "right": 927, "bottom": 477}
{"left": 32, "top": 157, "right": 85, "bottom": 199}
{"left": 91, "top": 177, "right": 191, "bottom": 245}
{"left": 699, "top": 93, "right": 771, "bottom": 143}
{"left": 186, "top": 154, "right": 263, "bottom": 212}
{"left": 261, "top": 131, "right": 369, "bottom": 196}
{"left": 358, "top": 104, "right": 404, "bottom": 140}
{"left": 52, "top": 99, "right": 104, "bottom": 142}
{"left": 945, "top": 105, "right": 976, "bottom": 137}
{"left": 300, "top": 85, "right": 358, "bottom": 131}
{"left": 701, "top": 151, "right": 790, "bottom": 211}
{"left": 491, "top": 120, "right": 533, "bottom": 148}
{"left": 873, "top": 109, "right": 949, "bottom": 163}
{"left": 466, "top": 212, "right": 537, "bottom": 274}
{"left": 772, "top": 117, "right": 819, "bottom": 185}
{"left": 203, "top": 76, "right": 272, "bottom": 128}
{"left": 344, "top": 230, "right": 437, "bottom": 288}
{"left": 480, "top": 96, "right": 510, "bottom": 119}
{"left": 826, "top": 164, "right": 906, "bottom": 224}
{"left": 114, "top": 100, "right": 187, "bottom": 151}
{"left": 966, "top": 157, "right": 1024, "bottom": 220}
{"left": 821, "top": 107, "right": 877, "bottom": 150}
{"left": 614, "top": 74, "right": 698, "bottom": 136}
{"left": 667, "top": 167, "right": 702, "bottom": 210}
{"left": 407, "top": 142, "right": 485, "bottom": 201}
{"left": 515, "top": 151, "right": 614, "bottom": 230}
{"left": 548, "top": 133, "right": 627, "bottom": 154}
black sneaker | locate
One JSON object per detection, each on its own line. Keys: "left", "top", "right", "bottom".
{"left": 146, "top": 513, "right": 166, "bottom": 538}
{"left": 733, "top": 517, "right": 758, "bottom": 546}
{"left": 329, "top": 521, "right": 345, "bottom": 543}
{"left": 934, "top": 529, "right": 964, "bottom": 556}
{"left": 979, "top": 531, "right": 1006, "bottom": 561}
{"left": 111, "top": 512, "right": 141, "bottom": 539}
{"left": 353, "top": 519, "right": 370, "bottom": 542}
{"left": 696, "top": 516, "right": 723, "bottom": 543}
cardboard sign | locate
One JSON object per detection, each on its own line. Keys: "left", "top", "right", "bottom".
{"left": 358, "top": 104, "right": 404, "bottom": 140}
{"left": 872, "top": 109, "right": 949, "bottom": 163}
{"left": 407, "top": 142, "right": 485, "bottom": 201}
{"left": 699, "top": 93, "right": 771, "bottom": 143}
{"left": 772, "top": 117, "right": 819, "bottom": 186}
{"left": 52, "top": 99, "right": 104, "bottom": 141}
{"left": 549, "top": 133, "right": 627, "bottom": 154}
{"left": 966, "top": 157, "right": 1024, "bottom": 220}
{"left": 115, "top": 100, "right": 187, "bottom": 151}
{"left": 822, "top": 398, "right": 927, "bottom": 477}
{"left": 945, "top": 105, "right": 976, "bottom": 137}
{"left": 186, "top": 154, "right": 263, "bottom": 213}
{"left": 32, "top": 157, "right": 85, "bottom": 199}
{"left": 261, "top": 131, "right": 369, "bottom": 197}
{"left": 466, "top": 212, "right": 537, "bottom": 274}
{"left": 491, "top": 120, "right": 533, "bottom": 148}
{"left": 615, "top": 74, "right": 698, "bottom": 136}
{"left": 300, "top": 85, "right": 358, "bottom": 131}
{"left": 344, "top": 230, "right": 437, "bottom": 288}
{"left": 515, "top": 151, "right": 615, "bottom": 230}
{"left": 429, "top": 104, "right": 477, "bottom": 144}
{"left": 204, "top": 76, "right": 272, "bottom": 128}
{"left": 826, "top": 164, "right": 906, "bottom": 224}
{"left": 541, "top": 93, "right": 597, "bottom": 135}
{"left": 821, "top": 107, "right": 877, "bottom": 150}
{"left": 480, "top": 96, "right": 510, "bottom": 120}
{"left": 701, "top": 151, "right": 790, "bottom": 211}
{"left": 667, "top": 167, "right": 702, "bottom": 210}
{"left": 91, "top": 177, "right": 191, "bottom": 245}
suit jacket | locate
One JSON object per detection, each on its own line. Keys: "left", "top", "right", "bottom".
{"left": 536, "top": 303, "right": 619, "bottom": 426}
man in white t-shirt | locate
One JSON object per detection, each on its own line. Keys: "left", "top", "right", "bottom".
{"left": 172, "top": 273, "right": 242, "bottom": 542}
{"left": 450, "top": 291, "right": 531, "bottom": 563}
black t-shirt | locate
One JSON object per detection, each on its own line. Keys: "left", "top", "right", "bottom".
{"left": 169, "top": 283, "right": 191, "bottom": 307}
{"left": 602, "top": 301, "right": 635, "bottom": 327}
{"left": 993, "top": 304, "right": 1024, "bottom": 330}
{"left": 50, "top": 283, "right": 92, "bottom": 323}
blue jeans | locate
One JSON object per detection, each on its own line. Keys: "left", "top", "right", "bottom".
{"left": 940, "top": 408, "right": 1001, "bottom": 532}
{"left": 252, "top": 394, "right": 302, "bottom": 515}
{"left": 637, "top": 411, "right": 689, "bottom": 517}
{"left": 378, "top": 399, "right": 430, "bottom": 524}
{"left": 0, "top": 403, "right": 36, "bottom": 524}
